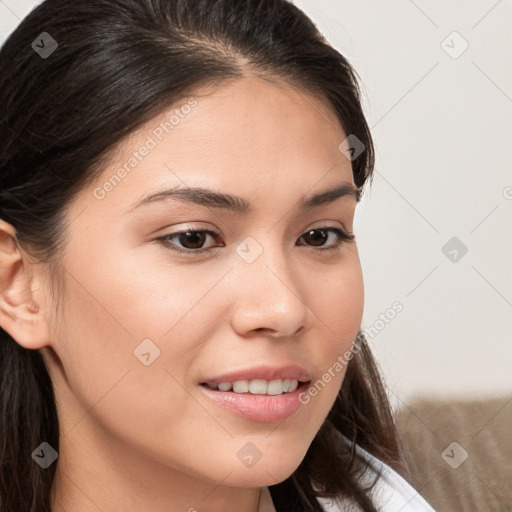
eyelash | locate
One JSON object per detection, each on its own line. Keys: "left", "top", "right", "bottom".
{"left": 155, "top": 226, "right": 355, "bottom": 256}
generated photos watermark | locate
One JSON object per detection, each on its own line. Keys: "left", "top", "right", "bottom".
{"left": 299, "top": 301, "right": 403, "bottom": 404}
{"left": 93, "top": 97, "right": 198, "bottom": 200}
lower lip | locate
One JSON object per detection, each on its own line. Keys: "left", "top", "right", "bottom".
{"left": 199, "top": 382, "right": 309, "bottom": 423}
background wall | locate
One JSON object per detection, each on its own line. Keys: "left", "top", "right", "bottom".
{"left": 1, "top": 0, "right": 511, "bottom": 406}
{"left": 292, "top": 0, "right": 512, "bottom": 406}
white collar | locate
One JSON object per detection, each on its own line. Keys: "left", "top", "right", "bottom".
{"left": 258, "top": 439, "right": 435, "bottom": 512}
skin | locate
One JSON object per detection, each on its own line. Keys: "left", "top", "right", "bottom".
{"left": 0, "top": 75, "right": 364, "bottom": 512}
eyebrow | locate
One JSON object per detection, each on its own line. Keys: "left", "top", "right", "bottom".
{"left": 127, "top": 181, "right": 360, "bottom": 214}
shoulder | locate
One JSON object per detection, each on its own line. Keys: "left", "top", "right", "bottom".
{"left": 316, "top": 441, "right": 436, "bottom": 512}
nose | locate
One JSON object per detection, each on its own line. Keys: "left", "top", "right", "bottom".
{"left": 229, "top": 242, "right": 310, "bottom": 339}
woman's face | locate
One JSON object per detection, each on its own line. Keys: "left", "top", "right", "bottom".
{"left": 40, "top": 76, "right": 364, "bottom": 491}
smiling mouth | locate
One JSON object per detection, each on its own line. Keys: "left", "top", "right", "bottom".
{"left": 200, "top": 379, "right": 311, "bottom": 396}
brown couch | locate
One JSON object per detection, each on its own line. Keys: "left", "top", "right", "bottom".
{"left": 395, "top": 396, "right": 512, "bottom": 511}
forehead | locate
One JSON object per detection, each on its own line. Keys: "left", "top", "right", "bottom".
{"left": 73, "top": 76, "right": 354, "bottom": 219}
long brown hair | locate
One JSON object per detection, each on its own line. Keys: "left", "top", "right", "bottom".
{"left": 0, "top": 1, "right": 401, "bottom": 510}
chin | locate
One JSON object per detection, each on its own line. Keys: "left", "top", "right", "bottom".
{"left": 212, "top": 444, "right": 308, "bottom": 488}
{"left": 222, "top": 462, "right": 301, "bottom": 488}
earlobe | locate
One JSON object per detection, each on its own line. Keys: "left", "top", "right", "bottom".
{"left": 0, "top": 219, "right": 52, "bottom": 350}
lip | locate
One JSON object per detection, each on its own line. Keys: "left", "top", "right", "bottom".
{"left": 200, "top": 364, "right": 311, "bottom": 386}
{"left": 199, "top": 380, "right": 309, "bottom": 423}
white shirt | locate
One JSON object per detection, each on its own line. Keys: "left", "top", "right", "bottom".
{"left": 258, "top": 441, "right": 435, "bottom": 512}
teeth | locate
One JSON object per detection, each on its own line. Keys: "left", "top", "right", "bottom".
{"left": 266, "top": 379, "right": 283, "bottom": 395}
{"left": 249, "top": 379, "right": 267, "bottom": 394}
{"left": 233, "top": 380, "right": 249, "bottom": 393}
{"left": 206, "top": 379, "right": 300, "bottom": 395}
{"left": 218, "top": 382, "right": 232, "bottom": 392}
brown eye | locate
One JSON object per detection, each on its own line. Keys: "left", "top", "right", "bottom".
{"left": 297, "top": 227, "right": 354, "bottom": 251}
{"left": 176, "top": 231, "right": 208, "bottom": 249}
{"left": 301, "top": 229, "right": 329, "bottom": 246}
{"left": 157, "top": 229, "right": 222, "bottom": 253}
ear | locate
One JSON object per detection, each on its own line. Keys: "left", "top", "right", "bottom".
{"left": 0, "top": 219, "right": 52, "bottom": 350}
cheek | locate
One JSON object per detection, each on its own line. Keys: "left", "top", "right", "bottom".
{"left": 67, "top": 242, "right": 230, "bottom": 348}
{"left": 50, "top": 247, "right": 224, "bottom": 424}
{"left": 302, "top": 255, "right": 364, "bottom": 405}
{"left": 51, "top": 261, "right": 233, "bottom": 475}
{"left": 314, "top": 254, "right": 364, "bottom": 350}
{"left": 112, "top": 261, "right": 234, "bottom": 363}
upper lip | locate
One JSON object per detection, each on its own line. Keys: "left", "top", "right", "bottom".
{"left": 200, "top": 364, "right": 311, "bottom": 385}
